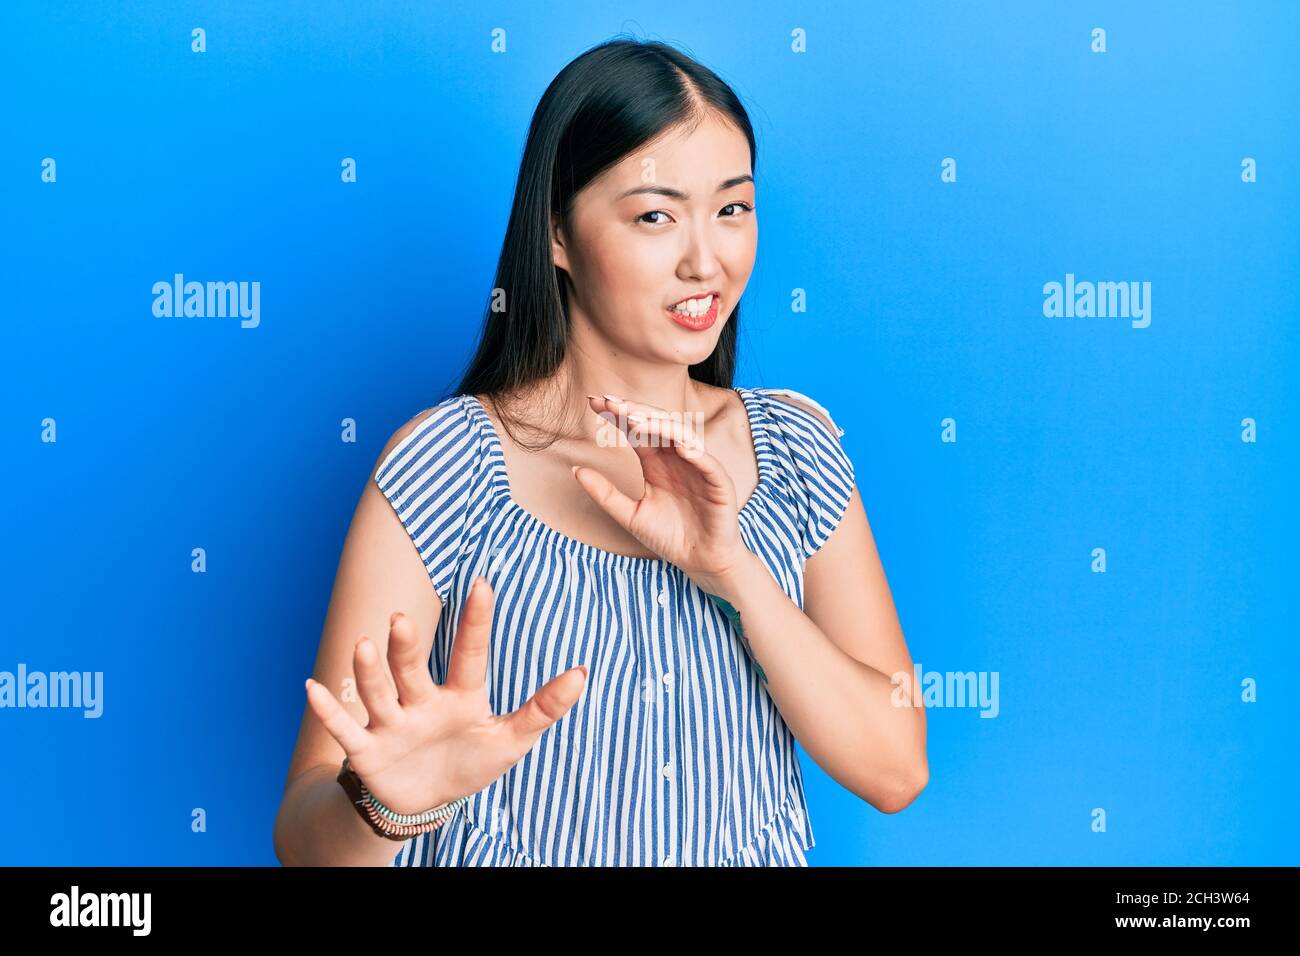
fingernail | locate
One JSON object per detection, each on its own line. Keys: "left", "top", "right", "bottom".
{"left": 305, "top": 678, "right": 314, "bottom": 690}
{"left": 585, "top": 394, "right": 599, "bottom": 400}
{"left": 571, "top": 464, "right": 581, "bottom": 477}
{"left": 626, "top": 413, "right": 644, "bottom": 423}
{"left": 390, "top": 611, "right": 400, "bottom": 626}
{"left": 578, "top": 665, "right": 589, "bottom": 679}
{"left": 602, "top": 393, "right": 623, "bottom": 403}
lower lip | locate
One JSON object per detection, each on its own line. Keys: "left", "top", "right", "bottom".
{"left": 665, "top": 297, "right": 719, "bottom": 330}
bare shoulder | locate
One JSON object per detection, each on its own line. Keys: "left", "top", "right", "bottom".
{"left": 376, "top": 407, "right": 433, "bottom": 461}
{"left": 765, "top": 389, "right": 840, "bottom": 435}
{"left": 370, "top": 400, "right": 457, "bottom": 483}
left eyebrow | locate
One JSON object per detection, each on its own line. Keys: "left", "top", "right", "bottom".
{"left": 616, "top": 174, "right": 754, "bottom": 202}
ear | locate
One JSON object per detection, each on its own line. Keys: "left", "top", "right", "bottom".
{"left": 551, "top": 212, "right": 569, "bottom": 272}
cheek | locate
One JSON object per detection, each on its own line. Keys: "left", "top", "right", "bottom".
{"left": 590, "top": 237, "right": 671, "bottom": 304}
{"left": 732, "top": 224, "right": 759, "bottom": 260}
{"left": 719, "top": 232, "right": 757, "bottom": 285}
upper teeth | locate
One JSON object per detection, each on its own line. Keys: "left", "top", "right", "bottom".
{"left": 671, "top": 294, "right": 714, "bottom": 316}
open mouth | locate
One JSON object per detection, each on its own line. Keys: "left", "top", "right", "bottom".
{"left": 665, "top": 293, "right": 719, "bottom": 330}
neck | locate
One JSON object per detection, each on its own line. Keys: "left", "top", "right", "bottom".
{"left": 560, "top": 339, "right": 705, "bottom": 417}
{"left": 489, "top": 308, "right": 724, "bottom": 440}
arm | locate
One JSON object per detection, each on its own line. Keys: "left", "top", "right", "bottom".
{"left": 705, "top": 404, "right": 928, "bottom": 815}
{"left": 273, "top": 414, "right": 444, "bottom": 866}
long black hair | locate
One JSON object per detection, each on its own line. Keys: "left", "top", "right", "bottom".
{"left": 449, "top": 37, "right": 758, "bottom": 450}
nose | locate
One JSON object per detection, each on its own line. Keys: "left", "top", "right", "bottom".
{"left": 677, "top": 219, "right": 722, "bottom": 280}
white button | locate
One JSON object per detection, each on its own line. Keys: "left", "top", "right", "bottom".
{"left": 656, "top": 591, "right": 668, "bottom": 606}
{"left": 661, "top": 762, "right": 672, "bottom": 778}
{"left": 661, "top": 672, "right": 673, "bottom": 686}
{"left": 660, "top": 855, "right": 674, "bottom": 867}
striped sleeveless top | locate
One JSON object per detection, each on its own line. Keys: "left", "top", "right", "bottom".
{"left": 373, "top": 386, "right": 856, "bottom": 866}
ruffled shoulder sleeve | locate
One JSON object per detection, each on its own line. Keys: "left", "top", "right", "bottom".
{"left": 372, "top": 395, "right": 485, "bottom": 603}
{"left": 753, "top": 387, "right": 856, "bottom": 560}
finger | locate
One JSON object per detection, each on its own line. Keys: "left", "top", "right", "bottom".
{"left": 624, "top": 411, "right": 701, "bottom": 455}
{"left": 305, "top": 677, "right": 372, "bottom": 757}
{"left": 586, "top": 394, "right": 705, "bottom": 452}
{"left": 586, "top": 395, "right": 683, "bottom": 434}
{"left": 354, "top": 635, "right": 403, "bottom": 726}
{"left": 585, "top": 393, "right": 633, "bottom": 416}
{"left": 625, "top": 413, "right": 726, "bottom": 486}
{"left": 499, "top": 665, "right": 588, "bottom": 753}
{"left": 386, "top": 611, "right": 435, "bottom": 707}
{"left": 445, "top": 576, "right": 494, "bottom": 692}
{"left": 586, "top": 396, "right": 632, "bottom": 447}
{"left": 585, "top": 393, "right": 672, "bottom": 422}
{"left": 571, "top": 463, "right": 639, "bottom": 532}
{"left": 630, "top": 417, "right": 735, "bottom": 508}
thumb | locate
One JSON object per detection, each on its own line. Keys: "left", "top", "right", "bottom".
{"left": 571, "top": 465, "right": 639, "bottom": 533}
{"left": 501, "top": 664, "right": 589, "bottom": 752}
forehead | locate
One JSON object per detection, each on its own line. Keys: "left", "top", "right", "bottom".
{"left": 595, "top": 114, "right": 752, "bottom": 195}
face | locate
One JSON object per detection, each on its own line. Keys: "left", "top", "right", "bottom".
{"left": 551, "top": 112, "right": 757, "bottom": 367}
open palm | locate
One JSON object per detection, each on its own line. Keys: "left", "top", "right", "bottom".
{"left": 305, "top": 577, "right": 587, "bottom": 817}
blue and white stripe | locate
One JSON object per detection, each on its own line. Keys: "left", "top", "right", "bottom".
{"left": 373, "top": 386, "right": 855, "bottom": 866}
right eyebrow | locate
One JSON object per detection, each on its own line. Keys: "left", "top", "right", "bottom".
{"left": 616, "top": 174, "right": 755, "bottom": 202}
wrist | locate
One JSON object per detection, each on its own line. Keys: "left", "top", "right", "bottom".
{"left": 692, "top": 547, "right": 767, "bottom": 605}
{"left": 696, "top": 553, "right": 773, "bottom": 686}
{"left": 337, "top": 757, "right": 467, "bottom": 842}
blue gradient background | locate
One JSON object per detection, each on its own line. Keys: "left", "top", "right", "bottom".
{"left": 2, "top": 1, "right": 1296, "bottom": 865}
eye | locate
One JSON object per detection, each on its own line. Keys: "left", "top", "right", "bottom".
{"left": 635, "top": 203, "right": 754, "bottom": 227}
{"left": 636, "top": 210, "right": 674, "bottom": 226}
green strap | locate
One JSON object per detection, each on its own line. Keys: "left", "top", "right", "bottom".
{"left": 704, "top": 593, "right": 768, "bottom": 685}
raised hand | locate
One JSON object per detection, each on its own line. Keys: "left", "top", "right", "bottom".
{"left": 575, "top": 393, "right": 750, "bottom": 592}
{"left": 304, "top": 576, "right": 588, "bottom": 816}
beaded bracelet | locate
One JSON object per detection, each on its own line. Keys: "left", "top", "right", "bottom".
{"left": 704, "top": 592, "right": 768, "bottom": 685}
{"left": 337, "top": 757, "right": 468, "bottom": 841}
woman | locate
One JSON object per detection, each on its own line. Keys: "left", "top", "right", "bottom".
{"left": 273, "top": 37, "right": 926, "bottom": 867}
